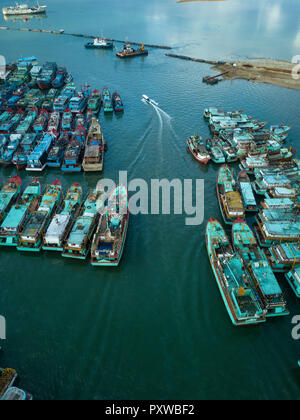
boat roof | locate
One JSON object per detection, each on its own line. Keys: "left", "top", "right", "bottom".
{"left": 264, "top": 198, "right": 294, "bottom": 208}
{"left": 239, "top": 182, "right": 256, "bottom": 206}
{"left": 68, "top": 217, "right": 93, "bottom": 244}
{"left": 250, "top": 262, "right": 282, "bottom": 296}
{"left": 264, "top": 221, "right": 300, "bottom": 237}
{"left": 1, "top": 205, "right": 27, "bottom": 229}
{"left": 45, "top": 214, "right": 70, "bottom": 239}
{"left": 275, "top": 243, "right": 300, "bottom": 260}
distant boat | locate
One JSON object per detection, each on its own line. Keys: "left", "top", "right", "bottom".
{"left": 2, "top": 3, "right": 47, "bottom": 16}
{"left": 141, "top": 94, "right": 158, "bottom": 106}
{"left": 85, "top": 38, "right": 113, "bottom": 49}
{"left": 116, "top": 43, "right": 148, "bottom": 58}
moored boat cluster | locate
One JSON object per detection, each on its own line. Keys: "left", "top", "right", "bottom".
{"left": 0, "top": 57, "right": 124, "bottom": 172}
{"left": 0, "top": 176, "right": 129, "bottom": 266}
{"left": 198, "top": 107, "right": 300, "bottom": 326}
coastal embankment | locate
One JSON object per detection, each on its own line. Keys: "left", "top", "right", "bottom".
{"left": 0, "top": 26, "right": 172, "bottom": 50}
{"left": 166, "top": 53, "right": 300, "bottom": 90}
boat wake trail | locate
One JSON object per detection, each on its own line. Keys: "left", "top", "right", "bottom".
{"left": 127, "top": 115, "right": 154, "bottom": 172}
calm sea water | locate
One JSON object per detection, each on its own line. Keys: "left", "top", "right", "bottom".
{"left": 0, "top": 0, "right": 299, "bottom": 400}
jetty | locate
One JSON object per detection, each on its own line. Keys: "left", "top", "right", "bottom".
{"left": 203, "top": 72, "right": 229, "bottom": 85}
{"left": 0, "top": 26, "right": 172, "bottom": 50}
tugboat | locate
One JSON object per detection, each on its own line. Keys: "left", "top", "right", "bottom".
{"left": 82, "top": 118, "right": 104, "bottom": 172}
{"left": 217, "top": 165, "right": 245, "bottom": 224}
{"left": 0, "top": 179, "right": 41, "bottom": 247}
{"left": 237, "top": 171, "right": 257, "bottom": 212}
{"left": 87, "top": 90, "right": 102, "bottom": 115}
{"left": 61, "top": 126, "right": 86, "bottom": 172}
{"left": 0, "top": 176, "right": 22, "bottom": 222}
{"left": 116, "top": 43, "right": 148, "bottom": 58}
{"left": 187, "top": 135, "right": 211, "bottom": 164}
{"left": 43, "top": 183, "right": 83, "bottom": 251}
{"left": 91, "top": 185, "right": 129, "bottom": 266}
{"left": 46, "top": 133, "right": 69, "bottom": 168}
{"left": 112, "top": 92, "right": 124, "bottom": 113}
{"left": 33, "top": 109, "right": 48, "bottom": 133}
{"left": 232, "top": 219, "right": 289, "bottom": 317}
{"left": 63, "top": 184, "right": 106, "bottom": 260}
{"left": 26, "top": 132, "right": 55, "bottom": 172}
{"left": 85, "top": 38, "right": 113, "bottom": 49}
{"left": 12, "top": 133, "right": 40, "bottom": 170}
{"left": 17, "top": 180, "right": 63, "bottom": 252}
{"left": 205, "top": 217, "right": 266, "bottom": 326}
{"left": 52, "top": 67, "right": 67, "bottom": 89}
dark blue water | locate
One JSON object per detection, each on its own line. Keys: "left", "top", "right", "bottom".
{"left": 0, "top": 0, "right": 299, "bottom": 400}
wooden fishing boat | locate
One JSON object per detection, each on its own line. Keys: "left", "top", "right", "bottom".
{"left": 82, "top": 118, "right": 104, "bottom": 172}
{"left": 217, "top": 165, "right": 245, "bottom": 224}
{"left": 187, "top": 135, "right": 211, "bottom": 164}
{"left": 91, "top": 185, "right": 129, "bottom": 266}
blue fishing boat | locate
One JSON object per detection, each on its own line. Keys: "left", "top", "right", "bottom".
{"left": 0, "top": 134, "right": 22, "bottom": 166}
{"left": 63, "top": 184, "right": 105, "bottom": 260}
{"left": 61, "top": 110, "right": 74, "bottom": 134}
{"left": 0, "top": 179, "right": 41, "bottom": 247}
{"left": 91, "top": 185, "right": 129, "bottom": 266}
{"left": 17, "top": 180, "right": 63, "bottom": 252}
{"left": 69, "top": 92, "right": 87, "bottom": 113}
{"left": 32, "top": 109, "right": 48, "bottom": 133}
{"left": 61, "top": 126, "right": 86, "bottom": 172}
{"left": 15, "top": 107, "right": 38, "bottom": 134}
{"left": 87, "top": 90, "right": 102, "bottom": 115}
{"left": 112, "top": 92, "right": 124, "bottom": 113}
{"left": 47, "top": 133, "right": 69, "bottom": 168}
{"left": 43, "top": 183, "right": 83, "bottom": 251}
{"left": 37, "top": 62, "right": 57, "bottom": 90}
{"left": 0, "top": 110, "right": 24, "bottom": 134}
{"left": 0, "top": 135, "right": 9, "bottom": 157}
{"left": 26, "top": 132, "right": 55, "bottom": 172}
{"left": 206, "top": 138, "right": 225, "bottom": 164}
{"left": 53, "top": 83, "right": 76, "bottom": 112}
{"left": 206, "top": 217, "right": 266, "bottom": 326}
{"left": 12, "top": 133, "right": 40, "bottom": 170}
{"left": 52, "top": 67, "right": 67, "bottom": 89}
{"left": 232, "top": 219, "right": 289, "bottom": 317}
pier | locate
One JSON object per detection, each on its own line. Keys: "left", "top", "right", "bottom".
{"left": 203, "top": 72, "right": 229, "bottom": 85}
{"left": 0, "top": 26, "right": 172, "bottom": 50}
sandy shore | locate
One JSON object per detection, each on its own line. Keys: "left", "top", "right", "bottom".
{"left": 212, "top": 60, "right": 300, "bottom": 90}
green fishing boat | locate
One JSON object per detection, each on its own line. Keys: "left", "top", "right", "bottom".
{"left": 91, "top": 185, "right": 129, "bottom": 267}
{"left": 0, "top": 179, "right": 41, "bottom": 247}
{"left": 285, "top": 266, "right": 300, "bottom": 298}
{"left": 43, "top": 183, "right": 83, "bottom": 251}
{"left": 232, "top": 219, "right": 289, "bottom": 317}
{"left": 205, "top": 217, "right": 266, "bottom": 326}
{"left": 0, "top": 176, "right": 22, "bottom": 223}
{"left": 62, "top": 184, "right": 106, "bottom": 260}
{"left": 17, "top": 180, "right": 62, "bottom": 252}
{"left": 217, "top": 165, "right": 245, "bottom": 225}
{"left": 102, "top": 87, "right": 113, "bottom": 113}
